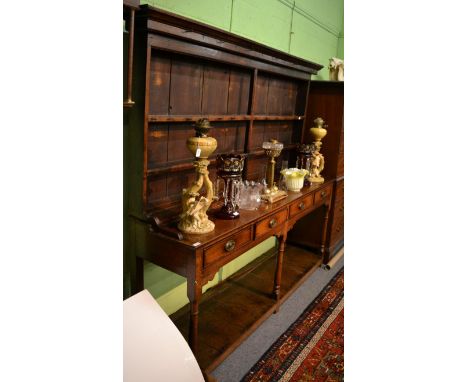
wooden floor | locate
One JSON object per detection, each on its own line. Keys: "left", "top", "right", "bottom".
{"left": 170, "top": 244, "right": 322, "bottom": 372}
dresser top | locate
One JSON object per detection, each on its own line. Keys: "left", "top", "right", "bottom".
{"left": 151, "top": 180, "right": 333, "bottom": 249}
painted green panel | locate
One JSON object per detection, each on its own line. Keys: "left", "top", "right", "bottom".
{"left": 290, "top": 11, "right": 338, "bottom": 79}
{"left": 295, "top": 0, "right": 342, "bottom": 36}
{"left": 146, "top": 0, "right": 233, "bottom": 31}
{"left": 231, "top": 0, "right": 293, "bottom": 52}
{"left": 337, "top": 0, "right": 344, "bottom": 59}
{"left": 337, "top": 36, "right": 344, "bottom": 59}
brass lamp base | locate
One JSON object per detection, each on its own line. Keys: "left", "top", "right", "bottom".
{"left": 261, "top": 188, "right": 288, "bottom": 204}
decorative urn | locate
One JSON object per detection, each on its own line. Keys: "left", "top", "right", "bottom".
{"left": 215, "top": 154, "right": 246, "bottom": 219}
{"left": 296, "top": 143, "right": 315, "bottom": 186}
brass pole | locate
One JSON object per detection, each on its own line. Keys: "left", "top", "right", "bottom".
{"left": 268, "top": 157, "right": 276, "bottom": 189}
{"left": 124, "top": 9, "right": 135, "bottom": 107}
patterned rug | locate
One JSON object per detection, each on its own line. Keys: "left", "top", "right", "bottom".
{"left": 242, "top": 268, "right": 344, "bottom": 382}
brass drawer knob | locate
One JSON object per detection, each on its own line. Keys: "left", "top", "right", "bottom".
{"left": 320, "top": 190, "right": 327, "bottom": 198}
{"left": 224, "top": 239, "right": 236, "bottom": 252}
{"left": 269, "top": 218, "right": 277, "bottom": 228}
{"left": 298, "top": 201, "right": 305, "bottom": 210}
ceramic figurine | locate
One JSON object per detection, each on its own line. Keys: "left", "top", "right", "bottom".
{"left": 329, "top": 57, "right": 344, "bottom": 81}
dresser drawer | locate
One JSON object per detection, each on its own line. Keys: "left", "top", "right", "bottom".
{"left": 289, "top": 195, "right": 314, "bottom": 219}
{"left": 314, "top": 184, "right": 333, "bottom": 205}
{"left": 255, "top": 208, "right": 288, "bottom": 238}
{"left": 203, "top": 227, "right": 252, "bottom": 267}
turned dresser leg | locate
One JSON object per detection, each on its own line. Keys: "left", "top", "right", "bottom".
{"left": 187, "top": 279, "right": 202, "bottom": 356}
{"left": 320, "top": 204, "right": 331, "bottom": 263}
{"left": 273, "top": 232, "right": 287, "bottom": 313}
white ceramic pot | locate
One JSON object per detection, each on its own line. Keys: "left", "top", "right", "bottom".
{"left": 280, "top": 168, "right": 309, "bottom": 192}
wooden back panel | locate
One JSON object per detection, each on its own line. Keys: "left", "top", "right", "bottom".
{"left": 305, "top": 81, "right": 344, "bottom": 180}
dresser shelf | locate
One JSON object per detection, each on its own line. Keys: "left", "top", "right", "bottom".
{"left": 147, "top": 114, "right": 305, "bottom": 123}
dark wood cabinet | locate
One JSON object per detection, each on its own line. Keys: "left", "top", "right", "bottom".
{"left": 124, "top": 4, "right": 344, "bottom": 376}
{"left": 288, "top": 81, "right": 344, "bottom": 262}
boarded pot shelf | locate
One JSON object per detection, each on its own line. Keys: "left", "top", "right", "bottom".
{"left": 170, "top": 243, "right": 322, "bottom": 372}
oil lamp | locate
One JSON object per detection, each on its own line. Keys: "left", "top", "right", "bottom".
{"left": 309, "top": 117, "right": 327, "bottom": 184}
{"left": 178, "top": 119, "right": 217, "bottom": 234}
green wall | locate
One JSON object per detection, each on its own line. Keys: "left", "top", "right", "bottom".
{"left": 134, "top": 0, "right": 344, "bottom": 315}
